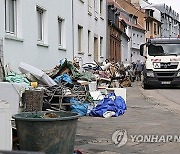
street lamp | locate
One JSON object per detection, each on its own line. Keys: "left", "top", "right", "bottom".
{"left": 130, "top": 5, "right": 156, "bottom": 62}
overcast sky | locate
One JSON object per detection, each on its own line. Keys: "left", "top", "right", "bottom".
{"left": 148, "top": 0, "right": 180, "bottom": 14}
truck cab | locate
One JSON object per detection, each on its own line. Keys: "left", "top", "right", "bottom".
{"left": 140, "top": 37, "right": 180, "bottom": 89}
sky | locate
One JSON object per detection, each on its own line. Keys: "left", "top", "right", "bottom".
{"left": 148, "top": 0, "right": 180, "bottom": 15}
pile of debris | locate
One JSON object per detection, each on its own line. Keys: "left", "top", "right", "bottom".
{"left": 1, "top": 59, "right": 130, "bottom": 117}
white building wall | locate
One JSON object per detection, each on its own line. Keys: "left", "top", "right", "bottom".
{"left": 155, "top": 4, "right": 180, "bottom": 37}
{"left": 0, "top": 0, "right": 73, "bottom": 72}
{"left": 121, "top": 34, "right": 129, "bottom": 63}
{"left": 73, "top": 0, "right": 107, "bottom": 64}
{"left": 128, "top": 27, "right": 145, "bottom": 63}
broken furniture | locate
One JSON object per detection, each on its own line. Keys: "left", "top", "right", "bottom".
{"left": 44, "top": 84, "right": 88, "bottom": 111}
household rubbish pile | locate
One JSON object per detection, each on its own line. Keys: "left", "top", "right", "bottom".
{"left": 0, "top": 59, "right": 129, "bottom": 152}
{"left": 0, "top": 59, "right": 130, "bottom": 118}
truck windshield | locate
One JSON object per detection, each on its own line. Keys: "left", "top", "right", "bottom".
{"left": 148, "top": 44, "right": 180, "bottom": 56}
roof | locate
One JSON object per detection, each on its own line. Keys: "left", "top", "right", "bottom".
{"left": 120, "top": 14, "right": 145, "bottom": 31}
{"left": 108, "top": 1, "right": 145, "bottom": 31}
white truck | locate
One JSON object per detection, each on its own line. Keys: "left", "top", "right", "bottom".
{"left": 140, "top": 37, "right": 180, "bottom": 89}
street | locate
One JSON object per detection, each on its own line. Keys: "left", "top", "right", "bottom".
{"left": 153, "top": 88, "right": 180, "bottom": 105}
{"left": 141, "top": 85, "right": 180, "bottom": 115}
{"left": 75, "top": 82, "right": 180, "bottom": 154}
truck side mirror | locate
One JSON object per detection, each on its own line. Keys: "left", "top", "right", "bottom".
{"left": 140, "top": 44, "right": 145, "bottom": 56}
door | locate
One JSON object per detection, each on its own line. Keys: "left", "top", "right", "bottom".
{"left": 94, "top": 37, "right": 98, "bottom": 62}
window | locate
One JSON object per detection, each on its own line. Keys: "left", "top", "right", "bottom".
{"left": 131, "top": 17, "right": 137, "bottom": 25}
{"left": 146, "top": 21, "right": 150, "bottom": 31}
{"left": 149, "top": 10, "right": 153, "bottom": 17}
{"left": 94, "top": 0, "right": 98, "bottom": 20}
{"left": 158, "top": 25, "right": 160, "bottom": 34}
{"left": 88, "top": 0, "right": 91, "bottom": 6}
{"left": 5, "top": 0, "right": 17, "bottom": 35}
{"left": 154, "top": 23, "right": 157, "bottom": 34}
{"left": 88, "top": 30, "right": 91, "bottom": 54}
{"left": 100, "top": 36, "right": 103, "bottom": 57}
{"left": 94, "top": 0, "right": 97, "bottom": 12}
{"left": 58, "top": 18, "right": 62, "bottom": 46}
{"left": 100, "top": 0, "right": 103, "bottom": 16}
{"left": 37, "top": 6, "right": 45, "bottom": 41}
{"left": 169, "top": 24, "right": 172, "bottom": 36}
{"left": 78, "top": 25, "right": 83, "bottom": 52}
{"left": 58, "top": 17, "right": 65, "bottom": 47}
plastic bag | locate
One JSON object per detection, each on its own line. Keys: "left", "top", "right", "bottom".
{"left": 70, "top": 98, "right": 88, "bottom": 116}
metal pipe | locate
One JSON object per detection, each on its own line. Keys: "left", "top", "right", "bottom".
{"left": 72, "top": 0, "right": 75, "bottom": 59}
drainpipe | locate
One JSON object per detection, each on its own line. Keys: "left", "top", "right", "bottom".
{"left": 72, "top": 0, "right": 75, "bottom": 59}
{"left": 106, "top": 1, "right": 109, "bottom": 60}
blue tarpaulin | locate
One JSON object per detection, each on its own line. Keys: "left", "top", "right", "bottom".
{"left": 70, "top": 98, "right": 88, "bottom": 116}
{"left": 54, "top": 74, "right": 72, "bottom": 84}
{"left": 89, "top": 92, "right": 127, "bottom": 117}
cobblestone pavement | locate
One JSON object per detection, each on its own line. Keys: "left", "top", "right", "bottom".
{"left": 74, "top": 82, "right": 180, "bottom": 154}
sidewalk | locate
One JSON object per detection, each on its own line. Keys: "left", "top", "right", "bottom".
{"left": 74, "top": 82, "right": 180, "bottom": 154}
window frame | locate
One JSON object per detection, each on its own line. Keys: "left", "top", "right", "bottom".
{"left": 154, "top": 23, "right": 157, "bottom": 34}
{"left": 100, "top": 0, "right": 103, "bottom": 16}
{"left": 5, "top": 0, "right": 17, "bottom": 35}
{"left": 78, "top": 25, "right": 83, "bottom": 52}
{"left": 146, "top": 21, "right": 150, "bottom": 31}
{"left": 88, "top": 30, "right": 91, "bottom": 54}
{"left": 37, "top": 6, "right": 45, "bottom": 42}
{"left": 58, "top": 17, "right": 63, "bottom": 46}
{"left": 100, "top": 36, "right": 103, "bottom": 57}
{"left": 94, "top": 0, "right": 98, "bottom": 12}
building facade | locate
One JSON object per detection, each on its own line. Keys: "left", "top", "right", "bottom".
{"left": 0, "top": 0, "right": 107, "bottom": 72}
{"left": 0, "top": 0, "right": 74, "bottom": 72}
{"left": 131, "top": 0, "right": 162, "bottom": 41}
{"left": 119, "top": 18, "right": 130, "bottom": 63}
{"left": 155, "top": 4, "right": 180, "bottom": 37}
{"left": 107, "top": 4, "right": 122, "bottom": 62}
{"left": 109, "top": 0, "right": 146, "bottom": 63}
{"left": 130, "top": 26, "right": 145, "bottom": 62}
{"left": 73, "top": 0, "right": 107, "bottom": 65}
{"left": 144, "top": 8, "right": 161, "bottom": 39}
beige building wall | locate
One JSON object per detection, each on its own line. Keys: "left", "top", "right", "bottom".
{"left": 130, "top": 0, "right": 162, "bottom": 40}
{"left": 145, "top": 17, "right": 161, "bottom": 41}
